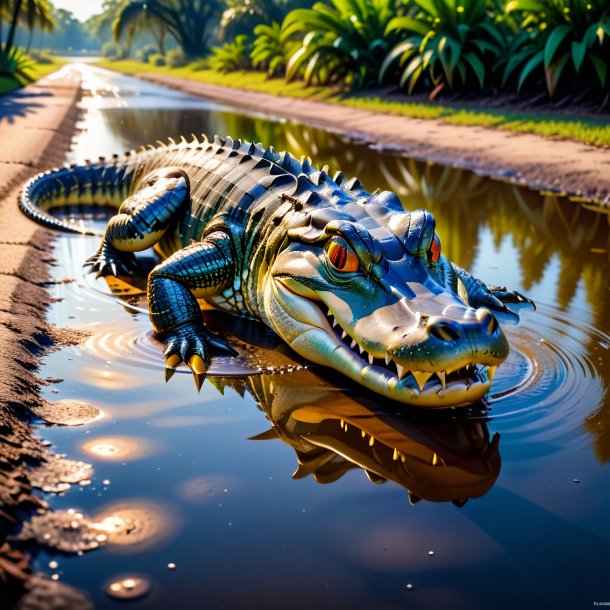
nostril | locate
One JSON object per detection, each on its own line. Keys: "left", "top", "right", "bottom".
{"left": 428, "top": 320, "right": 461, "bottom": 342}
{"left": 476, "top": 308, "right": 498, "bottom": 335}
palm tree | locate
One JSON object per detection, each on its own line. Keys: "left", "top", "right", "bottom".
{"left": 1, "top": 0, "right": 53, "bottom": 53}
{"left": 114, "top": 0, "right": 222, "bottom": 58}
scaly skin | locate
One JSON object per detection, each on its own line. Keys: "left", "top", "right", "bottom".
{"left": 20, "top": 134, "right": 534, "bottom": 408}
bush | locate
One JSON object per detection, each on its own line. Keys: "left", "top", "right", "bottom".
{"left": 209, "top": 36, "right": 252, "bottom": 73}
{"left": 251, "top": 22, "right": 288, "bottom": 77}
{"left": 0, "top": 47, "right": 33, "bottom": 80}
{"left": 101, "top": 41, "right": 124, "bottom": 59}
{"left": 503, "top": 0, "right": 610, "bottom": 98}
{"left": 382, "top": 0, "right": 505, "bottom": 94}
{"left": 166, "top": 48, "right": 187, "bottom": 68}
{"left": 135, "top": 44, "right": 159, "bottom": 63}
{"left": 149, "top": 53, "right": 166, "bottom": 66}
{"left": 28, "top": 50, "right": 53, "bottom": 65}
{"left": 282, "top": 0, "right": 397, "bottom": 88}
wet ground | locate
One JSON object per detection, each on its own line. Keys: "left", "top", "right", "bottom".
{"left": 15, "top": 65, "right": 610, "bottom": 609}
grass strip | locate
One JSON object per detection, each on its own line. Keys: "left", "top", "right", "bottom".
{"left": 95, "top": 59, "right": 610, "bottom": 148}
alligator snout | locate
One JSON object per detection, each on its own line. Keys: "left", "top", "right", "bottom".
{"left": 427, "top": 308, "right": 499, "bottom": 342}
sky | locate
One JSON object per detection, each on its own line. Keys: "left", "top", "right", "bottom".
{"left": 52, "top": 0, "right": 103, "bottom": 22}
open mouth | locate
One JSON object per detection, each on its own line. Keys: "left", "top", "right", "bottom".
{"left": 322, "top": 308, "right": 496, "bottom": 398}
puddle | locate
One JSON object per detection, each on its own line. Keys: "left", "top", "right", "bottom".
{"left": 12, "top": 64, "right": 610, "bottom": 609}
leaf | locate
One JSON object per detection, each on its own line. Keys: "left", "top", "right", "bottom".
{"left": 464, "top": 51, "right": 485, "bottom": 88}
{"left": 385, "top": 16, "right": 430, "bottom": 36}
{"left": 379, "top": 40, "right": 416, "bottom": 81}
{"left": 544, "top": 24, "right": 571, "bottom": 69}
{"left": 571, "top": 39, "right": 587, "bottom": 73}
{"left": 589, "top": 53, "right": 607, "bottom": 88}
{"left": 518, "top": 49, "right": 543, "bottom": 91}
{"left": 399, "top": 55, "right": 422, "bottom": 88}
{"left": 478, "top": 22, "right": 505, "bottom": 48}
{"left": 544, "top": 52, "right": 569, "bottom": 97}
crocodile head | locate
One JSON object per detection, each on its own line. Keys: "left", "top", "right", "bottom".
{"left": 263, "top": 193, "right": 509, "bottom": 408}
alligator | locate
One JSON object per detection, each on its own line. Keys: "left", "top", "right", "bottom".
{"left": 19, "top": 134, "right": 533, "bottom": 408}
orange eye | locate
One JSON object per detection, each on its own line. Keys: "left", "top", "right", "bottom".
{"left": 326, "top": 238, "right": 359, "bottom": 273}
{"left": 429, "top": 234, "right": 441, "bottom": 264}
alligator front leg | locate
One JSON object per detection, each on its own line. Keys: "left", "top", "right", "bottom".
{"left": 85, "top": 167, "right": 189, "bottom": 278}
{"left": 452, "top": 264, "right": 535, "bottom": 319}
{"left": 148, "top": 231, "right": 238, "bottom": 391}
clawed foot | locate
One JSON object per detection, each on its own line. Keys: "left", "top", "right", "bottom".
{"left": 84, "top": 244, "right": 138, "bottom": 278}
{"left": 489, "top": 289, "right": 536, "bottom": 310}
{"left": 162, "top": 324, "right": 237, "bottom": 392}
{"left": 474, "top": 287, "right": 535, "bottom": 322}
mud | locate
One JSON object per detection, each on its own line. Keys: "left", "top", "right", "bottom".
{"left": 0, "top": 68, "right": 96, "bottom": 603}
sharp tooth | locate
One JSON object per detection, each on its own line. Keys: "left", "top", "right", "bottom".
{"left": 368, "top": 353, "right": 374, "bottom": 365}
{"left": 359, "top": 345, "right": 365, "bottom": 354}
{"left": 350, "top": 339, "right": 357, "bottom": 349}
{"left": 412, "top": 371, "right": 433, "bottom": 391}
{"left": 437, "top": 370, "right": 446, "bottom": 390}
{"left": 385, "top": 356, "right": 391, "bottom": 366}
{"left": 341, "top": 330, "right": 347, "bottom": 339}
{"left": 395, "top": 363, "right": 407, "bottom": 380}
{"left": 369, "top": 435, "right": 375, "bottom": 446}
{"left": 432, "top": 452, "right": 438, "bottom": 466}
{"left": 361, "top": 430, "right": 366, "bottom": 438}
{"left": 401, "top": 454, "right": 406, "bottom": 463}
{"left": 487, "top": 365, "right": 497, "bottom": 384}
{"left": 393, "top": 448, "right": 399, "bottom": 461}
{"left": 332, "top": 317, "right": 338, "bottom": 328}
{"left": 327, "top": 308, "right": 332, "bottom": 316}
{"left": 340, "top": 419, "right": 345, "bottom": 429}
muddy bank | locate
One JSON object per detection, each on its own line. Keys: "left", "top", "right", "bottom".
{"left": 0, "top": 68, "right": 93, "bottom": 607}
{"left": 137, "top": 73, "right": 610, "bottom": 207}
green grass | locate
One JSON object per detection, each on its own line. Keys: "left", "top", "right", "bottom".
{"left": 95, "top": 59, "right": 610, "bottom": 148}
{"left": 0, "top": 57, "right": 67, "bottom": 96}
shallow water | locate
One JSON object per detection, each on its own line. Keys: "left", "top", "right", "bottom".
{"left": 27, "top": 64, "right": 610, "bottom": 609}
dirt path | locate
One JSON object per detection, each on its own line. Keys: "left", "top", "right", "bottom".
{"left": 139, "top": 73, "right": 610, "bottom": 207}
{"left": 0, "top": 68, "right": 94, "bottom": 606}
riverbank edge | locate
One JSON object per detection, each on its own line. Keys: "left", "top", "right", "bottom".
{"left": 129, "top": 70, "right": 610, "bottom": 208}
{"left": 0, "top": 67, "right": 91, "bottom": 597}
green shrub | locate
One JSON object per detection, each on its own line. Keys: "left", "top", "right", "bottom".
{"left": 166, "top": 48, "right": 187, "bottom": 68}
{"left": 0, "top": 47, "right": 33, "bottom": 80}
{"left": 209, "top": 36, "right": 252, "bottom": 73}
{"left": 503, "top": 0, "right": 610, "bottom": 98}
{"left": 382, "top": 0, "right": 505, "bottom": 94}
{"left": 251, "top": 22, "right": 288, "bottom": 77}
{"left": 101, "top": 41, "right": 124, "bottom": 59}
{"left": 282, "top": 0, "right": 396, "bottom": 88}
{"left": 28, "top": 50, "right": 53, "bottom": 65}
{"left": 136, "top": 44, "right": 160, "bottom": 63}
{"left": 149, "top": 53, "right": 166, "bottom": 66}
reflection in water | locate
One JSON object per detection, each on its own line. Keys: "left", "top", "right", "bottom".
{"left": 238, "top": 368, "right": 500, "bottom": 505}
{"left": 80, "top": 436, "right": 159, "bottom": 461}
{"left": 93, "top": 500, "right": 179, "bottom": 553}
{"left": 105, "top": 575, "right": 151, "bottom": 600}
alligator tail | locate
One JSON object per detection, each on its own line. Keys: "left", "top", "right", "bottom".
{"left": 19, "top": 156, "right": 135, "bottom": 237}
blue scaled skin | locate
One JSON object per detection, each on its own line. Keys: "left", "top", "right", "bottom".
{"left": 20, "top": 135, "right": 533, "bottom": 407}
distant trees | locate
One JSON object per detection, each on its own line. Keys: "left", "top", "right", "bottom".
{"left": 0, "top": 0, "right": 54, "bottom": 78}
{"left": 114, "top": 0, "right": 223, "bottom": 58}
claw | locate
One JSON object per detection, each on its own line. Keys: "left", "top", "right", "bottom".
{"left": 164, "top": 353, "right": 181, "bottom": 382}
{"left": 188, "top": 354, "right": 206, "bottom": 392}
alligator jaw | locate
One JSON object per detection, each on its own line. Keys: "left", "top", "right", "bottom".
{"left": 271, "top": 280, "right": 494, "bottom": 408}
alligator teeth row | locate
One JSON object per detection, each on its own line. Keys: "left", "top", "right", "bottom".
{"left": 336, "top": 419, "right": 446, "bottom": 466}
{"left": 326, "top": 310, "right": 496, "bottom": 391}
